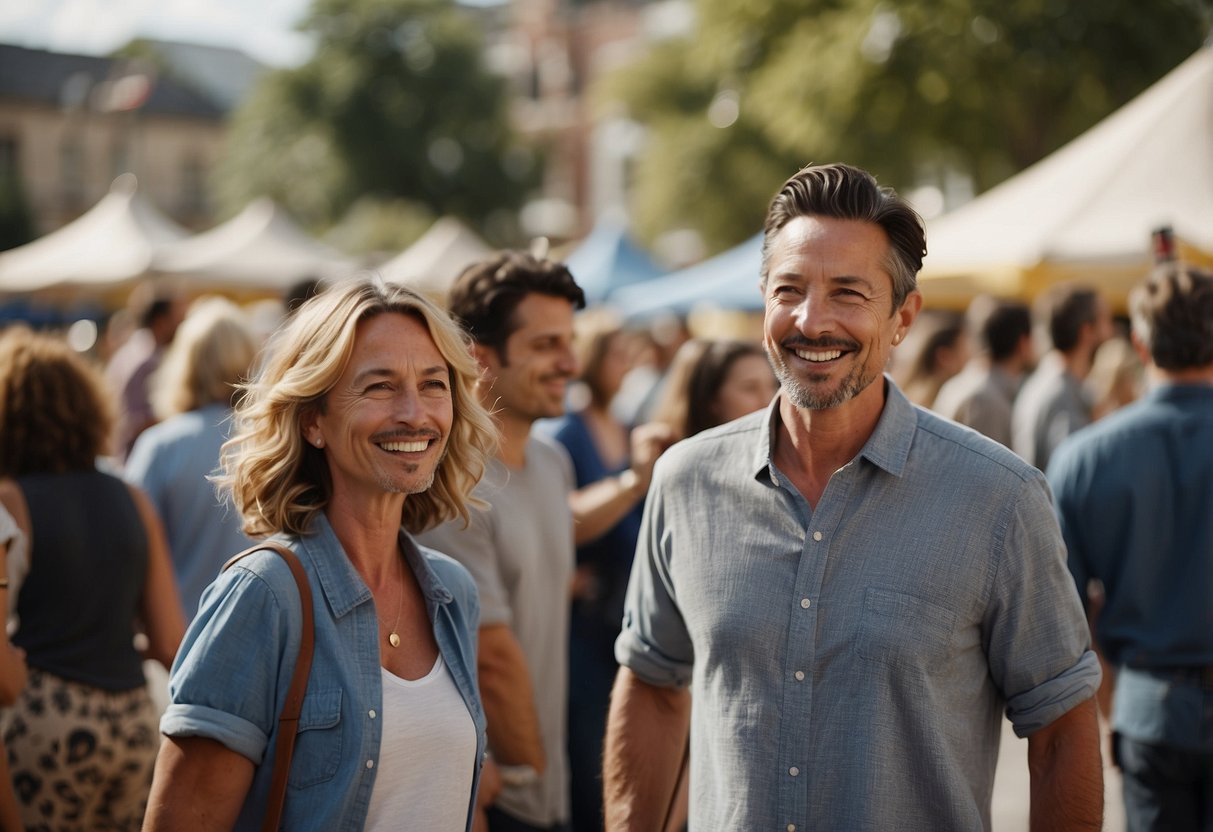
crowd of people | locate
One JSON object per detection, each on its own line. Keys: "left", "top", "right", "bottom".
{"left": 0, "top": 161, "right": 1206, "bottom": 832}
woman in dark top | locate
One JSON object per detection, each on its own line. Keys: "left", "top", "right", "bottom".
{"left": 0, "top": 326, "right": 183, "bottom": 831}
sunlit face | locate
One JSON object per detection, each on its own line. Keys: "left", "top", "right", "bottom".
{"left": 763, "top": 215, "right": 920, "bottom": 413}
{"left": 712, "top": 353, "right": 778, "bottom": 424}
{"left": 303, "top": 313, "right": 453, "bottom": 503}
{"left": 479, "top": 293, "right": 578, "bottom": 423}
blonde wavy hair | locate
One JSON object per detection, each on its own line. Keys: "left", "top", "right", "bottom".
{"left": 151, "top": 296, "right": 257, "bottom": 419}
{"left": 215, "top": 275, "right": 498, "bottom": 538}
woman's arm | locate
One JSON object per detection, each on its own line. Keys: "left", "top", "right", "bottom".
{"left": 127, "top": 484, "right": 186, "bottom": 669}
{"left": 143, "top": 736, "right": 255, "bottom": 830}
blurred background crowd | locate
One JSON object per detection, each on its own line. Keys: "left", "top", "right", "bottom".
{"left": 0, "top": 0, "right": 1211, "bottom": 828}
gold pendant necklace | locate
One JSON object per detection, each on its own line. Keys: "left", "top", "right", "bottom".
{"left": 378, "top": 581, "right": 404, "bottom": 649}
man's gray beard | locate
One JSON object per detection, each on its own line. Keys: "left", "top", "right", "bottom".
{"left": 769, "top": 349, "right": 876, "bottom": 411}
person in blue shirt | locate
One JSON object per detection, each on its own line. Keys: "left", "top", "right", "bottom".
{"left": 144, "top": 276, "right": 499, "bottom": 831}
{"left": 1048, "top": 264, "right": 1213, "bottom": 832}
{"left": 124, "top": 297, "right": 259, "bottom": 618}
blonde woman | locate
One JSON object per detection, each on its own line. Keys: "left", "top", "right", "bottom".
{"left": 145, "top": 276, "right": 499, "bottom": 831}
{"left": 125, "top": 297, "right": 260, "bottom": 617}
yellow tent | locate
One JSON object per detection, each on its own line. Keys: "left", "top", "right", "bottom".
{"left": 920, "top": 46, "right": 1213, "bottom": 312}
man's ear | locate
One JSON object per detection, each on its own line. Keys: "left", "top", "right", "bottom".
{"left": 893, "top": 290, "right": 924, "bottom": 344}
{"left": 1129, "top": 331, "right": 1152, "bottom": 367}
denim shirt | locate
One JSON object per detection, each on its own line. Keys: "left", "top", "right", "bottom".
{"left": 161, "top": 513, "right": 485, "bottom": 831}
{"left": 1049, "top": 382, "right": 1213, "bottom": 750}
{"left": 617, "top": 380, "right": 1099, "bottom": 831}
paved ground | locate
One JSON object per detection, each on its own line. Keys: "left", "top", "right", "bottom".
{"left": 992, "top": 717, "right": 1124, "bottom": 831}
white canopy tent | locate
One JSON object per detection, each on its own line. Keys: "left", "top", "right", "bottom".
{"left": 0, "top": 174, "right": 188, "bottom": 293}
{"left": 921, "top": 46, "right": 1213, "bottom": 310}
{"left": 153, "top": 197, "right": 356, "bottom": 292}
{"left": 377, "top": 217, "right": 492, "bottom": 303}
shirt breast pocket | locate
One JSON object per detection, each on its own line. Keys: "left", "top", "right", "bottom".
{"left": 286, "top": 687, "right": 344, "bottom": 789}
{"left": 854, "top": 587, "right": 958, "bottom": 673}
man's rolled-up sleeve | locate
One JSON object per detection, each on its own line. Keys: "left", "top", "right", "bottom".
{"left": 614, "top": 462, "right": 694, "bottom": 688}
{"left": 985, "top": 472, "right": 1101, "bottom": 737}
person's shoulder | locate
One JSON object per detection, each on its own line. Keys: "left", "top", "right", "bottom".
{"left": 528, "top": 430, "right": 575, "bottom": 473}
{"left": 416, "top": 543, "right": 477, "bottom": 595}
{"left": 913, "top": 406, "right": 1038, "bottom": 482}
{"left": 661, "top": 409, "right": 766, "bottom": 470}
{"left": 1049, "top": 397, "right": 1156, "bottom": 469}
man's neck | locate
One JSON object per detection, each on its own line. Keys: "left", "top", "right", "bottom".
{"left": 494, "top": 409, "right": 535, "bottom": 469}
{"left": 773, "top": 382, "right": 886, "bottom": 509}
{"left": 1152, "top": 363, "right": 1213, "bottom": 386}
{"left": 1059, "top": 345, "right": 1094, "bottom": 381}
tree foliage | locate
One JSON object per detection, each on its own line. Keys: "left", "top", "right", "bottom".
{"left": 216, "top": 0, "right": 536, "bottom": 244}
{"left": 603, "top": 0, "right": 1212, "bottom": 253}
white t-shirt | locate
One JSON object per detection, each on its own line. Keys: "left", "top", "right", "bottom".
{"left": 363, "top": 655, "right": 478, "bottom": 831}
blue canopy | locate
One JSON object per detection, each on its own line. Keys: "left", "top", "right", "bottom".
{"left": 564, "top": 218, "right": 666, "bottom": 304}
{"left": 612, "top": 232, "right": 764, "bottom": 319}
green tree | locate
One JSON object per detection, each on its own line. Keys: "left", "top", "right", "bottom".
{"left": 216, "top": 0, "right": 536, "bottom": 244}
{"left": 604, "top": 0, "right": 1211, "bottom": 253}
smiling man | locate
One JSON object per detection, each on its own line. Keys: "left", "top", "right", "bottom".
{"left": 418, "top": 252, "right": 586, "bottom": 832}
{"left": 603, "top": 164, "right": 1104, "bottom": 831}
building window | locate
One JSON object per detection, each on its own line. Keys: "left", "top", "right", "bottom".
{"left": 60, "top": 136, "right": 84, "bottom": 209}
{"left": 179, "top": 154, "right": 209, "bottom": 218}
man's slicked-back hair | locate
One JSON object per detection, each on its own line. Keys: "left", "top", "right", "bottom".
{"left": 761, "top": 163, "right": 926, "bottom": 312}
{"left": 1130, "top": 264, "right": 1213, "bottom": 371}
{"left": 447, "top": 251, "right": 586, "bottom": 359}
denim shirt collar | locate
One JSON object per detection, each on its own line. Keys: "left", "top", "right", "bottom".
{"left": 281, "top": 513, "right": 454, "bottom": 620}
{"left": 754, "top": 375, "right": 915, "bottom": 483}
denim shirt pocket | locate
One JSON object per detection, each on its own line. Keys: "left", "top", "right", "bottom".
{"left": 854, "top": 587, "right": 958, "bottom": 673}
{"left": 287, "top": 687, "right": 344, "bottom": 789}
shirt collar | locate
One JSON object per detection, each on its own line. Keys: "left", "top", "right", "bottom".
{"left": 284, "top": 512, "right": 454, "bottom": 620}
{"left": 754, "top": 375, "right": 916, "bottom": 483}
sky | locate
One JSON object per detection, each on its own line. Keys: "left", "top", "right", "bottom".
{"left": 0, "top": 0, "right": 317, "bottom": 67}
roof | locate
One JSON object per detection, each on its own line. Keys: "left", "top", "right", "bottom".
{"left": 130, "top": 39, "right": 266, "bottom": 112}
{"left": 0, "top": 43, "right": 224, "bottom": 119}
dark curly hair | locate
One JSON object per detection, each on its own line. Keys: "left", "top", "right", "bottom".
{"left": 0, "top": 326, "right": 114, "bottom": 475}
{"left": 447, "top": 251, "right": 585, "bottom": 360}
{"left": 1130, "top": 264, "right": 1213, "bottom": 371}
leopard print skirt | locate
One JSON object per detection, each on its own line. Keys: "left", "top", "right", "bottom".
{"left": 0, "top": 667, "right": 160, "bottom": 831}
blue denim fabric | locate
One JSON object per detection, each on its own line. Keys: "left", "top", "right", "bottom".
{"left": 1049, "top": 384, "right": 1213, "bottom": 672}
{"left": 1116, "top": 733, "right": 1213, "bottom": 832}
{"left": 161, "top": 513, "right": 485, "bottom": 832}
{"left": 617, "top": 380, "right": 1100, "bottom": 831}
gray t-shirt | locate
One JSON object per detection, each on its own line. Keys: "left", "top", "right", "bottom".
{"left": 417, "top": 434, "right": 574, "bottom": 827}
{"left": 1012, "top": 352, "right": 1092, "bottom": 470}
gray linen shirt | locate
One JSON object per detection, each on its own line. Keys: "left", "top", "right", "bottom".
{"left": 616, "top": 379, "right": 1099, "bottom": 831}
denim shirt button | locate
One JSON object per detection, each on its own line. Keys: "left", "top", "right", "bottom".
{"left": 366, "top": 759, "right": 374, "bottom": 769}
{"left": 368, "top": 709, "right": 376, "bottom": 719}
{"left": 812, "top": 531, "right": 823, "bottom": 541}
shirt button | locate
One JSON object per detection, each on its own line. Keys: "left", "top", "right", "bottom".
{"left": 812, "top": 531, "right": 823, "bottom": 541}
{"left": 366, "top": 759, "right": 374, "bottom": 769}
{"left": 368, "top": 709, "right": 377, "bottom": 719}
{"left": 789, "top": 766, "right": 800, "bottom": 777}
{"left": 794, "top": 670, "right": 805, "bottom": 681}
{"left": 788, "top": 826, "right": 797, "bottom": 832}
{"left": 800, "top": 598, "right": 811, "bottom": 609}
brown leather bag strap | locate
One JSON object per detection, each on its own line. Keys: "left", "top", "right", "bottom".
{"left": 224, "top": 542, "right": 315, "bottom": 832}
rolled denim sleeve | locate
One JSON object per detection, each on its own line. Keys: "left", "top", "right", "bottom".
{"left": 161, "top": 553, "right": 299, "bottom": 763}
{"left": 615, "top": 460, "right": 694, "bottom": 688}
{"left": 985, "top": 472, "right": 1101, "bottom": 737}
